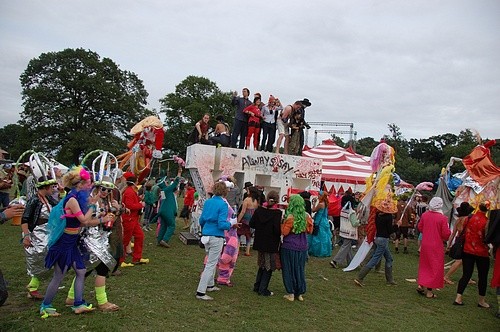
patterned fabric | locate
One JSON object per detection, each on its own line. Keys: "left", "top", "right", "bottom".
{"left": 464, "top": 211, "right": 489, "bottom": 257}
{"left": 257, "top": 251, "right": 281, "bottom": 271}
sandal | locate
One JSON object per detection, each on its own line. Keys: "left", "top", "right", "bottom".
{"left": 99, "top": 302, "right": 120, "bottom": 312}
{"left": 72, "top": 303, "right": 95, "bottom": 314}
{"left": 40, "top": 304, "right": 61, "bottom": 319}
{"left": 416, "top": 287, "right": 425, "bottom": 296}
{"left": 426, "top": 292, "right": 437, "bottom": 299}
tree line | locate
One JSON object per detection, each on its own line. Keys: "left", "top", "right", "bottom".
{"left": 1, "top": 48, "right": 497, "bottom": 186}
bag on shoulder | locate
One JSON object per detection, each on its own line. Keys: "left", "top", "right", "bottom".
{"left": 448, "top": 217, "right": 469, "bottom": 259}
{"left": 340, "top": 202, "right": 358, "bottom": 240}
{"left": 448, "top": 235, "right": 464, "bottom": 259}
{"left": 342, "top": 202, "right": 361, "bottom": 228}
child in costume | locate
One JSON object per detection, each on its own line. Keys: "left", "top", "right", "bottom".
{"left": 64, "top": 175, "right": 122, "bottom": 311}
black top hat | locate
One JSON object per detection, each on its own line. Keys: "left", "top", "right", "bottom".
{"left": 301, "top": 98, "right": 311, "bottom": 107}
{"left": 299, "top": 191, "right": 311, "bottom": 199}
{"left": 244, "top": 181, "right": 253, "bottom": 188}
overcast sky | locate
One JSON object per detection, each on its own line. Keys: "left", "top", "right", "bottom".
{"left": 1, "top": 0, "right": 499, "bottom": 145}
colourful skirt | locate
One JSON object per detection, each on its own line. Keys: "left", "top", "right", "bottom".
{"left": 45, "top": 233, "right": 85, "bottom": 271}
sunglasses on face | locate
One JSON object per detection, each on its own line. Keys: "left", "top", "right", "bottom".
{"left": 100, "top": 187, "right": 113, "bottom": 193}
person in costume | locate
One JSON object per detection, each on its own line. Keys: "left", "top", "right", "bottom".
{"left": 152, "top": 166, "right": 182, "bottom": 248}
{"left": 117, "top": 115, "right": 165, "bottom": 184}
{"left": 415, "top": 197, "right": 451, "bottom": 298}
{"left": 354, "top": 206, "right": 397, "bottom": 287}
{"left": 216, "top": 180, "right": 239, "bottom": 287}
{"left": 308, "top": 191, "right": 332, "bottom": 258}
{"left": 394, "top": 197, "right": 414, "bottom": 254}
{"left": 454, "top": 202, "right": 491, "bottom": 308}
{"left": 196, "top": 182, "right": 238, "bottom": 301}
{"left": 21, "top": 176, "right": 58, "bottom": 299}
{"left": 121, "top": 172, "right": 149, "bottom": 265}
{"left": 281, "top": 195, "right": 314, "bottom": 301}
{"left": 40, "top": 166, "right": 114, "bottom": 317}
{"left": 249, "top": 190, "right": 282, "bottom": 296}
{"left": 485, "top": 209, "right": 500, "bottom": 318}
{"left": 237, "top": 186, "right": 260, "bottom": 256}
{"left": 64, "top": 176, "right": 122, "bottom": 311}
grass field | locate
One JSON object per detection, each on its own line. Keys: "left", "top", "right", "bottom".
{"left": 0, "top": 218, "right": 497, "bottom": 332}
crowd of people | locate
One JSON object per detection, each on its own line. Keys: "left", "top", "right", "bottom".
{"left": 0, "top": 160, "right": 192, "bottom": 317}
{"left": 191, "top": 88, "right": 312, "bottom": 155}
{"left": 1, "top": 158, "right": 500, "bottom": 320}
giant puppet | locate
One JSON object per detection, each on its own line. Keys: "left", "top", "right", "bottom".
{"left": 117, "top": 116, "right": 165, "bottom": 183}
{"left": 343, "top": 142, "right": 399, "bottom": 271}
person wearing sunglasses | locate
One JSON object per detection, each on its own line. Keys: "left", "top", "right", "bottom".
{"left": 64, "top": 176, "right": 122, "bottom": 312}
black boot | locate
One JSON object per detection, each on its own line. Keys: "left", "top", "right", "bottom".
{"left": 258, "top": 269, "right": 273, "bottom": 296}
{"left": 253, "top": 269, "right": 263, "bottom": 293}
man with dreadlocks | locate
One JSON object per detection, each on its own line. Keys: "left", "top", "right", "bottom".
{"left": 280, "top": 195, "right": 314, "bottom": 302}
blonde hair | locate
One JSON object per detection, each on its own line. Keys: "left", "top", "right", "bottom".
{"left": 63, "top": 169, "right": 82, "bottom": 188}
{"left": 212, "top": 182, "right": 228, "bottom": 197}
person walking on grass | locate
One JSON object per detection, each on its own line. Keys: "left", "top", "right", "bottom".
{"left": 121, "top": 172, "right": 149, "bottom": 266}
{"left": 196, "top": 182, "right": 238, "bottom": 301}
{"left": 151, "top": 166, "right": 182, "bottom": 248}
{"left": 40, "top": 167, "right": 114, "bottom": 318}
{"left": 354, "top": 206, "right": 397, "bottom": 287}
{"left": 444, "top": 202, "right": 474, "bottom": 285}
{"left": 281, "top": 195, "right": 313, "bottom": 301}
{"left": 416, "top": 197, "right": 451, "bottom": 299}
{"left": 453, "top": 202, "right": 491, "bottom": 308}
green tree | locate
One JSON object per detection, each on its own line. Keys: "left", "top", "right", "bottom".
{"left": 159, "top": 76, "right": 233, "bottom": 157}
{"left": 354, "top": 137, "right": 379, "bottom": 157}
{"left": 0, "top": 124, "right": 32, "bottom": 160}
{"left": 19, "top": 48, "right": 152, "bottom": 165}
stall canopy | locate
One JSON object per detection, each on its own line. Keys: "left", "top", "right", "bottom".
{"left": 302, "top": 139, "right": 372, "bottom": 193}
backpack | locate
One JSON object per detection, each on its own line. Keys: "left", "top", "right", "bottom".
{"left": 47, "top": 198, "right": 68, "bottom": 248}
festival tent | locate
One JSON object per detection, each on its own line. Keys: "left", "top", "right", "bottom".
{"left": 302, "top": 139, "right": 372, "bottom": 193}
